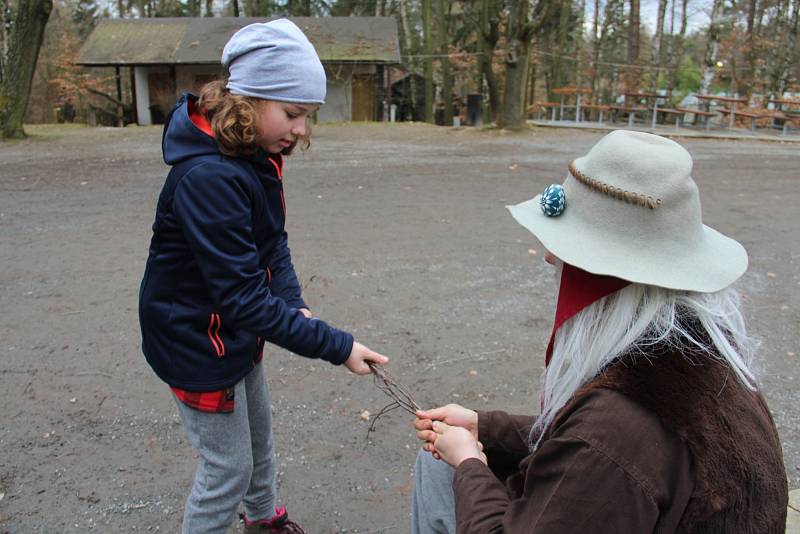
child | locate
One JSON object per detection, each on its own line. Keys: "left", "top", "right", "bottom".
{"left": 138, "top": 19, "right": 388, "bottom": 534}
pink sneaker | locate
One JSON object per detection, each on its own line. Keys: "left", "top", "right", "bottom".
{"left": 242, "top": 506, "right": 305, "bottom": 533}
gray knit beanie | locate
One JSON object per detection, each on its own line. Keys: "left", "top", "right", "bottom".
{"left": 221, "top": 19, "right": 326, "bottom": 104}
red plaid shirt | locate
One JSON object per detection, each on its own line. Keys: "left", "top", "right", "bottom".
{"left": 172, "top": 349, "right": 264, "bottom": 413}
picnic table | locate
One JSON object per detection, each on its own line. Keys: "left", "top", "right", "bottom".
{"left": 768, "top": 98, "right": 800, "bottom": 110}
{"left": 768, "top": 99, "right": 800, "bottom": 135}
{"left": 674, "top": 107, "right": 716, "bottom": 130}
{"left": 528, "top": 101, "right": 560, "bottom": 122}
{"left": 621, "top": 92, "right": 679, "bottom": 128}
{"left": 696, "top": 94, "right": 748, "bottom": 130}
{"left": 552, "top": 87, "right": 592, "bottom": 122}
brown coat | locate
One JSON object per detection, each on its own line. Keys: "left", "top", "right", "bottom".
{"left": 453, "top": 351, "right": 788, "bottom": 533}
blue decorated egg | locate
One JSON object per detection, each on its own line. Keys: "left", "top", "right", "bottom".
{"left": 540, "top": 184, "right": 566, "bottom": 217}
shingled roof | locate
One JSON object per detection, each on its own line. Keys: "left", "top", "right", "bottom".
{"left": 78, "top": 16, "right": 401, "bottom": 66}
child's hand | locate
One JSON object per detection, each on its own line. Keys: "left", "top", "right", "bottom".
{"left": 344, "top": 342, "right": 389, "bottom": 375}
{"left": 298, "top": 308, "right": 312, "bottom": 318}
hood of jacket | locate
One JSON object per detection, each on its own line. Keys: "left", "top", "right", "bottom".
{"left": 161, "top": 93, "right": 221, "bottom": 166}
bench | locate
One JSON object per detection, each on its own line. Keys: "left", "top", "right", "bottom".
{"left": 580, "top": 104, "right": 611, "bottom": 124}
{"left": 715, "top": 107, "right": 765, "bottom": 131}
{"left": 756, "top": 110, "right": 800, "bottom": 136}
{"left": 528, "top": 102, "right": 560, "bottom": 121}
{"left": 674, "top": 107, "right": 716, "bottom": 130}
{"left": 651, "top": 107, "right": 686, "bottom": 130}
{"left": 609, "top": 105, "right": 649, "bottom": 127}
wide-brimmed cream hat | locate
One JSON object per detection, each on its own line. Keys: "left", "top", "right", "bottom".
{"left": 508, "top": 130, "right": 747, "bottom": 292}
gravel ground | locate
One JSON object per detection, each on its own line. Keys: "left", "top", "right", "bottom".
{"left": 1, "top": 122, "right": 798, "bottom": 533}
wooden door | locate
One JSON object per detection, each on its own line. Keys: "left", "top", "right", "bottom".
{"left": 351, "top": 74, "right": 375, "bottom": 121}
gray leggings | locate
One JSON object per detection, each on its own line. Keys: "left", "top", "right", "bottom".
{"left": 175, "top": 362, "right": 277, "bottom": 534}
{"left": 411, "top": 449, "right": 457, "bottom": 534}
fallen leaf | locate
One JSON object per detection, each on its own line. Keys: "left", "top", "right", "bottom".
{"left": 360, "top": 410, "right": 371, "bottom": 421}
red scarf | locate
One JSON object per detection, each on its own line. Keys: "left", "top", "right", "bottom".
{"left": 545, "top": 263, "right": 630, "bottom": 366}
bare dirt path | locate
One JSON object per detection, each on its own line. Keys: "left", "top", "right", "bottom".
{"left": 1, "top": 123, "right": 797, "bottom": 532}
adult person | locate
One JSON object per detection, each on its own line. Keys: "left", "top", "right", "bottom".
{"left": 412, "top": 130, "right": 788, "bottom": 533}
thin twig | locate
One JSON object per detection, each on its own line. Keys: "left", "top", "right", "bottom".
{"left": 364, "top": 401, "right": 402, "bottom": 447}
{"left": 364, "top": 364, "right": 424, "bottom": 446}
{"left": 368, "top": 363, "right": 421, "bottom": 414}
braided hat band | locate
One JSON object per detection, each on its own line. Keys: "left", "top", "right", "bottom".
{"left": 568, "top": 160, "right": 662, "bottom": 210}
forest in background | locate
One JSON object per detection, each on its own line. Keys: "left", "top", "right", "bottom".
{"left": 6, "top": 0, "right": 800, "bottom": 133}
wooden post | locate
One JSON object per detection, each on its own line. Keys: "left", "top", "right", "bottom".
{"left": 115, "top": 66, "right": 123, "bottom": 127}
{"left": 129, "top": 67, "right": 138, "bottom": 125}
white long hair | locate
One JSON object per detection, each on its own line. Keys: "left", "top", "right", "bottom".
{"left": 531, "top": 268, "right": 758, "bottom": 451}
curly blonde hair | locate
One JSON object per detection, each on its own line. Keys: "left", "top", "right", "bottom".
{"left": 197, "top": 80, "right": 311, "bottom": 157}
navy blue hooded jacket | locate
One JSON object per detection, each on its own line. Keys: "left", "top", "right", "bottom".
{"left": 139, "top": 94, "right": 353, "bottom": 390}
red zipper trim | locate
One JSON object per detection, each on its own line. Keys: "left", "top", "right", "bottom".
{"left": 267, "top": 156, "right": 287, "bottom": 215}
{"left": 207, "top": 313, "right": 225, "bottom": 357}
{"left": 267, "top": 156, "right": 283, "bottom": 180}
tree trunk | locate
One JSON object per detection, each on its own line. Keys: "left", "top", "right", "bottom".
{"left": 665, "top": 0, "right": 688, "bottom": 99}
{"left": 648, "top": 0, "right": 667, "bottom": 93}
{"left": 436, "top": 0, "right": 452, "bottom": 124}
{"left": 575, "top": 0, "right": 586, "bottom": 89}
{"left": 399, "top": 0, "right": 419, "bottom": 120}
{"left": 701, "top": 0, "right": 724, "bottom": 94}
{"left": 625, "top": 0, "right": 640, "bottom": 92}
{"left": 772, "top": 0, "right": 799, "bottom": 95}
{"left": 0, "top": 0, "right": 53, "bottom": 139}
{"left": 499, "top": 0, "right": 552, "bottom": 128}
{"left": 552, "top": 0, "right": 570, "bottom": 91}
{"left": 477, "top": 0, "right": 500, "bottom": 122}
{"left": 590, "top": 0, "right": 602, "bottom": 96}
{"left": 745, "top": 0, "right": 758, "bottom": 96}
{"left": 422, "top": 0, "right": 433, "bottom": 123}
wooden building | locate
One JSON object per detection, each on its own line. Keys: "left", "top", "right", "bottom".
{"left": 77, "top": 16, "right": 401, "bottom": 125}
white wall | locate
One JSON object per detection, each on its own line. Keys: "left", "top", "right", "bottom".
{"left": 318, "top": 80, "right": 351, "bottom": 123}
{"left": 134, "top": 66, "right": 153, "bottom": 125}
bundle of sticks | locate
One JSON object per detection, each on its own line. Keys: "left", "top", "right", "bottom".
{"left": 365, "top": 363, "right": 422, "bottom": 440}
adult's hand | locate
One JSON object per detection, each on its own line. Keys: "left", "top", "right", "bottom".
{"left": 431, "top": 421, "right": 487, "bottom": 468}
{"left": 414, "top": 404, "right": 478, "bottom": 457}
{"left": 344, "top": 342, "right": 389, "bottom": 375}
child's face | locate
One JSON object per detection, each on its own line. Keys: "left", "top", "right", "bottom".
{"left": 255, "top": 100, "right": 318, "bottom": 154}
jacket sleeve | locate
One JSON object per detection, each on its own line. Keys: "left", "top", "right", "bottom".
{"left": 477, "top": 410, "right": 536, "bottom": 463}
{"left": 268, "top": 231, "right": 308, "bottom": 310}
{"left": 452, "top": 440, "right": 660, "bottom": 533}
{"left": 173, "top": 165, "right": 352, "bottom": 364}
{"left": 453, "top": 390, "right": 685, "bottom": 533}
